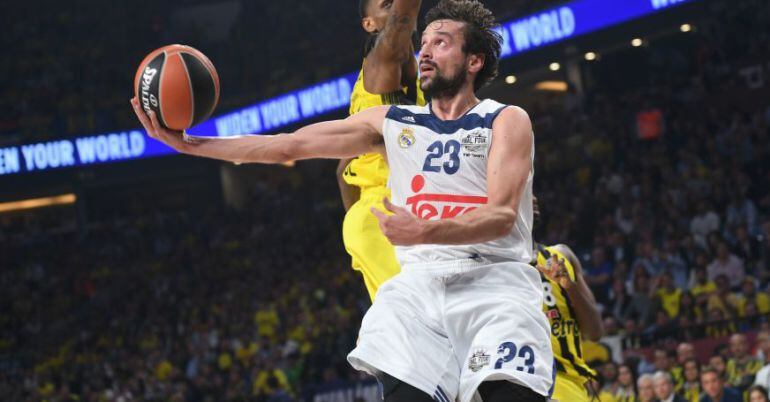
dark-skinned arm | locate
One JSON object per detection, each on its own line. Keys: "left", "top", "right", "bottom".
{"left": 363, "top": 0, "right": 422, "bottom": 93}
{"left": 336, "top": 158, "right": 361, "bottom": 211}
{"left": 553, "top": 244, "right": 605, "bottom": 341}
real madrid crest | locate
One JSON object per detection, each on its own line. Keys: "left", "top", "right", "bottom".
{"left": 398, "top": 127, "right": 415, "bottom": 149}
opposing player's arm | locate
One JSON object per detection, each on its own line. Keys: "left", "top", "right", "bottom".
{"left": 364, "top": 0, "right": 422, "bottom": 93}
{"left": 372, "top": 106, "right": 531, "bottom": 245}
{"left": 551, "top": 244, "right": 605, "bottom": 341}
{"left": 131, "top": 98, "right": 388, "bottom": 163}
{"left": 336, "top": 158, "right": 361, "bottom": 211}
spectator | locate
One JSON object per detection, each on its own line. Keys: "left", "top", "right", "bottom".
{"left": 681, "top": 358, "right": 703, "bottom": 402}
{"left": 726, "top": 334, "right": 763, "bottom": 392}
{"left": 725, "top": 192, "right": 758, "bottom": 235}
{"left": 699, "top": 366, "right": 742, "bottom": 402}
{"left": 748, "top": 385, "right": 770, "bottom": 402}
{"left": 639, "top": 373, "right": 657, "bottom": 402}
{"left": 707, "top": 275, "right": 741, "bottom": 319}
{"left": 585, "top": 246, "right": 614, "bottom": 304}
{"left": 655, "top": 271, "right": 684, "bottom": 319}
{"left": 710, "top": 355, "right": 729, "bottom": 380}
{"left": 654, "top": 370, "right": 688, "bottom": 402}
{"left": 738, "top": 278, "right": 770, "bottom": 316}
{"left": 691, "top": 202, "right": 721, "bottom": 250}
{"left": 707, "top": 243, "right": 746, "bottom": 288}
{"left": 623, "top": 267, "right": 655, "bottom": 327}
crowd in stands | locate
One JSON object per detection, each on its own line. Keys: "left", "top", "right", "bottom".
{"left": 0, "top": 0, "right": 550, "bottom": 143}
{"left": 1, "top": 0, "right": 770, "bottom": 400}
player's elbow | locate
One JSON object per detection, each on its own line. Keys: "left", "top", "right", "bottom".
{"left": 585, "top": 327, "right": 604, "bottom": 342}
{"left": 584, "top": 319, "right": 605, "bottom": 341}
{"left": 273, "top": 134, "right": 299, "bottom": 164}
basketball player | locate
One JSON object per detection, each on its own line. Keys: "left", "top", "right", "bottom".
{"left": 533, "top": 198, "right": 604, "bottom": 402}
{"left": 338, "top": 0, "right": 425, "bottom": 301}
{"left": 130, "top": 1, "right": 552, "bottom": 401}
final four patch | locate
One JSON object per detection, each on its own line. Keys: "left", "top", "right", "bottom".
{"left": 460, "top": 131, "right": 488, "bottom": 157}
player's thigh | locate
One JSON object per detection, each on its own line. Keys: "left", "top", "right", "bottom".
{"left": 444, "top": 263, "right": 554, "bottom": 402}
{"left": 348, "top": 271, "right": 459, "bottom": 400}
{"left": 477, "top": 380, "right": 547, "bottom": 402}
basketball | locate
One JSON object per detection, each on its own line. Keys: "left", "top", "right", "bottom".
{"left": 133, "top": 44, "right": 220, "bottom": 131}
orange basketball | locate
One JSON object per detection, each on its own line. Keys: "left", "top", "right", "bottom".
{"left": 134, "top": 44, "right": 220, "bottom": 131}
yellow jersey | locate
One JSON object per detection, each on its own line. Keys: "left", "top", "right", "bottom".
{"left": 345, "top": 60, "right": 425, "bottom": 193}
{"left": 535, "top": 244, "right": 598, "bottom": 386}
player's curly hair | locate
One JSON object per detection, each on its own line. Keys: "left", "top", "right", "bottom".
{"left": 425, "top": 0, "right": 503, "bottom": 91}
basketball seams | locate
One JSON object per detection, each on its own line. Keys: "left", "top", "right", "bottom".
{"left": 135, "top": 44, "right": 218, "bottom": 130}
{"left": 157, "top": 50, "right": 169, "bottom": 128}
{"left": 179, "top": 53, "right": 196, "bottom": 129}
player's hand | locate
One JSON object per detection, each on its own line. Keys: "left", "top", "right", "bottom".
{"left": 536, "top": 255, "right": 574, "bottom": 290}
{"left": 130, "top": 97, "right": 191, "bottom": 152}
{"left": 371, "top": 197, "right": 425, "bottom": 246}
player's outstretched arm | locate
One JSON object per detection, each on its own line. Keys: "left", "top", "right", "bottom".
{"left": 547, "top": 245, "right": 605, "bottom": 341}
{"left": 364, "top": 0, "right": 422, "bottom": 93}
{"left": 372, "top": 106, "right": 532, "bottom": 246}
{"left": 131, "top": 98, "right": 388, "bottom": 164}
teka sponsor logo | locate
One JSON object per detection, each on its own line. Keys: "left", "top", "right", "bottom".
{"left": 405, "top": 175, "right": 487, "bottom": 220}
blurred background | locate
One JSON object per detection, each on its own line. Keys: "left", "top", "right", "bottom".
{"left": 1, "top": 0, "right": 769, "bottom": 401}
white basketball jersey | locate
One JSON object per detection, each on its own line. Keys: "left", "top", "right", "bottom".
{"left": 382, "top": 99, "right": 534, "bottom": 266}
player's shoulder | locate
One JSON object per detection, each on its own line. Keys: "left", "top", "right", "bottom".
{"left": 491, "top": 103, "right": 531, "bottom": 127}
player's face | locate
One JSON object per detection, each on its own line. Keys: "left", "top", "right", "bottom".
{"left": 419, "top": 20, "right": 472, "bottom": 98}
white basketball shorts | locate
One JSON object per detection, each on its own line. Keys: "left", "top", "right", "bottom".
{"left": 347, "top": 257, "right": 554, "bottom": 402}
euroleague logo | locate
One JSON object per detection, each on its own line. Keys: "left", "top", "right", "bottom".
{"left": 405, "top": 174, "right": 487, "bottom": 220}
{"left": 140, "top": 66, "right": 159, "bottom": 113}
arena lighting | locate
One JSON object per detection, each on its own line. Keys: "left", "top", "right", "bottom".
{"left": 505, "top": 75, "right": 517, "bottom": 84}
{"left": 584, "top": 51, "right": 597, "bottom": 61}
{"left": 535, "top": 81, "right": 569, "bottom": 91}
{"left": 549, "top": 62, "right": 561, "bottom": 71}
{"left": 0, "top": 194, "right": 76, "bottom": 213}
{"left": 631, "top": 38, "right": 644, "bottom": 47}
{"left": 680, "top": 23, "right": 692, "bottom": 32}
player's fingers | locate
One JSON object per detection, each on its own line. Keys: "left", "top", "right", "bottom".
{"left": 534, "top": 262, "right": 549, "bottom": 275}
{"left": 371, "top": 207, "right": 387, "bottom": 222}
{"left": 131, "top": 99, "right": 155, "bottom": 136}
{"left": 382, "top": 197, "right": 396, "bottom": 213}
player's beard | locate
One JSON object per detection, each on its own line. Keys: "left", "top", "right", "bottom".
{"left": 421, "top": 62, "right": 467, "bottom": 99}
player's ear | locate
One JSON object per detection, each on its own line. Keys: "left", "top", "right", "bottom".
{"left": 467, "top": 54, "right": 485, "bottom": 75}
{"left": 362, "top": 17, "right": 377, "bottom": 34}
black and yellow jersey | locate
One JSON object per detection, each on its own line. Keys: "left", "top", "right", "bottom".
{"left": 344, "top": 60, "right": 425, "bottom": 192}
{"left": 535, "top": 244, "right": 598, "bottom": 385}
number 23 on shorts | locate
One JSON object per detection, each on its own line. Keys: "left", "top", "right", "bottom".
{"left": 494, "top": 341, "right": 535, "bottom": 374}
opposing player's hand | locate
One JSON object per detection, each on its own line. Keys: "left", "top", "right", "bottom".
{"left": 536, "top": 255, "right": 574, "bottom": 290}
{"left": 130, "top": 97, "right": 191, "bottom": 152}
{"left": 371, "top": 197, "right": 425, "bottom": 246}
